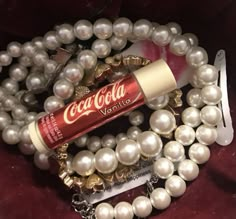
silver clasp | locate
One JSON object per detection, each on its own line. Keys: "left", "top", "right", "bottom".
{"left": 72, "top": 193, "right": 95, "bottom": 219}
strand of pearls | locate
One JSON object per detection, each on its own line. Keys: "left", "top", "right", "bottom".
{"left": 0, "top": 17, "right": 222, "bottom": 218}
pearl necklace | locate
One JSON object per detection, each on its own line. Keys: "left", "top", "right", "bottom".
{"left": 0, "top": 18, "right": 222, "bottom": 219}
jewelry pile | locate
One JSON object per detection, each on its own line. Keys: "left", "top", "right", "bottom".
{"left": 0, "top": 18, "right": 222, "bottom": 219}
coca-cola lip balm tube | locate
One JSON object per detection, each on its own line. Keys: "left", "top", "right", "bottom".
{"left": 28, "top": 59, "right": 177, "bottom": 153}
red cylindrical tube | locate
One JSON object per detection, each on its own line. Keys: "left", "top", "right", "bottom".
{"left": 28, "top": 59, "right": 176, "bottom": 153}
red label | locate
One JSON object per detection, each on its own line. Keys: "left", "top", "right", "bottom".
{"left": 37, "top": 74, "right": 144, "bottom": 149}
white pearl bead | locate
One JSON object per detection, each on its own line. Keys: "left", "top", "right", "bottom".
{"left": 33, "top": 50, "right": 49, "bottom": 67}
{"left": 43, "top": 31, "right": 61, "bottom": 50}
{"left": 9, "top": 64, "right": 28, "bottom": 82}
{"left": 196, "top": 64, "right": 218, "bottom": 85}
{"left": 165, "top": 175, "right": 186, "bottom": 197}
{"left": 63, "top": 63, "right": 84, "bottom": 83}
{"left": 186, "top": 46, "right": 208, "bottom": 68}
{"left": 167, "top": 22, "right": 182, "bottom": 35}
{"left": 77, "top": 50, "right": 97, "bottom": 70}
{"left": 95, "top": 203, "right": 114, "bottom": 219}
{"left": 93, "top": 18, "right": 113, "bottom": 40}
{"left": 74, "top": 134, "right": 88, "bottom": 147}
{"left": 190, "top": 74, "right": 205, "bottom": 89}
{"left": 2, "top": 124, "right": 20, "bottom": 144}
{"left": 175, "top": 125, "right": 195, "bottom": 146}
{"left": 72, "top": 150, "right": 95, "bottom": 176}
{"left": 196, "top": 125, "right": 217, "bottom": 145}
{"left": 18, "top": 142, "right": 36, "bottom": 155}
{"left": 1, "top": 78, "right": 19, "bottom": 95}
{"left": 116, "top": 139, "right": 140, "bottom": 165}
{"left": 53, "top": 79, "right": 74, "bottom": 100}
{"left": 152, "top": 25, "right": 172, "bottom": 46}
{"left": 181, "top": 107, "right": 201, "bottom": 128}
{"left": 15, "top": 90, "right": 26, "bottom": 101}
{"left": 150, "top": 188, "right": 171, "bottom": 210}
{"left": 114, "top": 201, "right": 134, "bottom": 219}
{"left": 19, "top": 125, "right": 32, "bottom": 144}
{"left": 183, "top": 33, "right": 199, "bottom": 46}
{"left": 11, "top": 105, "right": 28, "bottom": 120}
{"left": 147, "top": 94, "right": 169, "bottom": 110}
{"left": 95, "top": 148, "right": 118, "bottom": 174}
{"left": 127, "top": 32, "right": 138, "bottom": 43}
{"left": 13, "top": 119, "right": 25, "bottom": 127}
{"left": 164, "top": 141, "right": 185, "bottom": 162}
{"left": 2, "top": 95, "right": 19, "bottom": 111}
{"left": 44, "top": 60, "right": 58, "bottom": 75}
{"left": 201, "top": 85, "right": 222, "bottom": 105}
{"left": 149, "top": 110, "right": 176, "bottom": 135}
{"left": 0, "top": 87, "right": 9, "bottom": 101}
{"left": 137, "top": 131, "right": 163, "bottom": 157}
{"left": 18, "top": 55, "right": 33, "bottom": 67}
{"left": 133, "top": 19, "right": 153, "bottom": 39}
{"left": 109, "top": 35, "right": 127, "bottom": 50}
{"left": 153, "top": 157, "right": 174, "bottom": 179}
{"left": 101, "top": 134, "right": 116, "bottom": 149}
{"left": 113, "top": 17, "right": 133, "bottom": 37}
{"left": 21, "top": 42, "right": 36, "bottom": 57}
{"left": 126, "top": 126, "right": 142, "bottom": 140}
{"left": 91, "top": 39, "right": 111, "bottom": 58}
{"left": 189, "top": 143, "right": 210, "bottom": 164}
{"left": 116, "top": 133, "right": 128, "bottom": 143}
{"left": 169, "top": 35, "right": 191, "bottom": 56}
{"left": 44, "top": 96, "right": 65, "bottom": 113}
{"left": 178, "top": 159, "right": 199, "bottom": 181}
{"left": 128, "top": 110, "right": 144, "bottom": 126}
{"left": 74, "top": 19, "right": 93, "bottom": 40}
{"left": 32, "top": 37, "right": 46, "bottom": 50}
{"left": 87, "top": 136, "right": 101, "bottom": 152}
{"left": 0, "top": 111, "right": 12, "bottom": 131}
{"left": 0, "top": 51, "right": 12, "bottom": 66}
{"left": 34, "top": 152, "right": 50, "bottom": 170}
{"left": 56, "top": 24, "right": 75, "bottom": 44}
{"left": 200, "top": 105, "right": 222, "bottom": 126}
{"left": 26, "top": 73, "right": 46, "bottom": 91}
{"left": 132, "top": 196, "right": 152, "bottom": 218}
{"left": 30, "top": 66, "right": 44, "bottom": 74}
{"left": 186, "top": 88, "right": 205, "bottom": 108}
{"left": 7, "top": 42, "right": 22, "bottom": 57}
{"left": 25, "top": 112, "right": 37, "bottom": 124}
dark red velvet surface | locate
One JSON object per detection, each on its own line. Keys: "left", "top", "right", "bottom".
{"left": 0, "top": 0, "right": 236, "bottom": 218}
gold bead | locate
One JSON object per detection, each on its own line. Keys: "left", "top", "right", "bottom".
{"left": 73, "top": 176, "right": 87, "bottom": 192}
{"left": 168, "top": 89, "right": 183, "bottom": 108}
{"left": 74, "top": 86, "right": 90, "bottom": 100}
{"left": 64, "top": 175, "right": 74, "bottom": 188}
{"left": 123, "top": 55, "right": 143, "bottom": 66}
{"left": 98, "top": 173, "right": 115, "bottom": 186}
{"left": 56, "top": 152, "right": 68, "bottom": 160}
{"left": 58, "top": 169, "right": 68, "bottom": 180}
{"left": 94, "top": 63, "right": 112, "bottom": 82}
{"left": 85, "top": 174, "right": 105, "bottom": 193}
{"left": 114, "top": 165, "right": 133, "bottom": 182}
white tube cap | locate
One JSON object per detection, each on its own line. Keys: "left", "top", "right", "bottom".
{"left": 28, "top": 121, "right": 51, "bottom": 154}
{"left": 133, "top": 59, "right": 177, "bottom": 101}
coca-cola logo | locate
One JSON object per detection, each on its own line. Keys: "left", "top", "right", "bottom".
{"left": 64, "top": 80, "right": 126, "bottom": 124}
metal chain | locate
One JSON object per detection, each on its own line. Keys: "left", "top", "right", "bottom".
{"left": 72, "top": 194, "right": 95, "bottom": 219}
